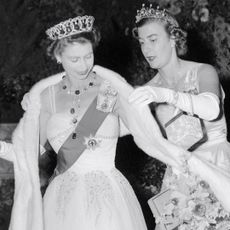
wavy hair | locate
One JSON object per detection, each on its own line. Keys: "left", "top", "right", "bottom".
{"left": 135, "top": 12, "right": 188, "bottom": 56}
{"left": 47, "top": 28, "right": 101, "bottom": 60}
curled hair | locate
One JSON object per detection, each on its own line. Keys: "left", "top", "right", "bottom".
{"left": 167, "top": 25, "right": 187, "bottom": 56}
{"left": 135, "top": 12, "right": 188, "bottom": 56}
{"left": 47, "top": 28, "right": 101, "bottom": 60}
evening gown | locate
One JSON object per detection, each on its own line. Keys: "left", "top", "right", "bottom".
{"left": 153, "top": 63, "right": 230, "bottom": 175}
{"left": 42, "top": 86, "right": 148, "bottom": 230}
{"left": 152, "top": 63, "right": 230, "bottom": 229}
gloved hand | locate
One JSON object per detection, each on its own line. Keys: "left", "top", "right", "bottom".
{"left": 129, "top": 85, "right": 220, "bottom": 121}
{"left": 128, "top": 86, "right": 176, "bottom": 105}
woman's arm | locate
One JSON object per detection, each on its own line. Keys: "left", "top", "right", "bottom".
{"left": 198, "top": 64, "right": 221, "bottom": 97}
{"left": 129, "top": 64, "right": 221, "bottom": 121}
{"left": 93, "top": 65, "right": 230, "bottom": 211}
{"left": 93, "top": 65, "right": 189, "bottom": 168}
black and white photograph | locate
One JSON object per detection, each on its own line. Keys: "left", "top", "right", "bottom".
{"left": 0, "top": 0, "right": 230, "bottom": 229}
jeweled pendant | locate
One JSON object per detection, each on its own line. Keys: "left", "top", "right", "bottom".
{"left": 75, "top": 90, "right": 80, "bottom": 95}
{"left": 72, "top": 133, "right": 77, "bottom": 139}
{"left": 88, "top": 139, "right": 97, "bottom": 148}
{"left": 72, "top": 117, "right": 78, "bottom": 124}
{"left": 70, "top": 108, "right": 75, "bottom": 114}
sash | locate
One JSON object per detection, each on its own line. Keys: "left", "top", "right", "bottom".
{"left": 54, "top": 96, "right": 109, "bottom": 176}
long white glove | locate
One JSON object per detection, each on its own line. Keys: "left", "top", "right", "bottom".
{"left": 129, "top": 86, "right": 220, "bottom": 121}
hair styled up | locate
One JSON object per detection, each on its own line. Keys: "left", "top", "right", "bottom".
{"left": 134, "top": 7, "right": 188, "bottom": 56}
{"left": 47, "top": 28, "right": 101, "bottom": 60}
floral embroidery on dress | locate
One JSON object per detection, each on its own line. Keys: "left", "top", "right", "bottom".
{"left": 55, "top": 171, "right": 79, "bottom": 218}
{"left": 85, "top": 170, "right": 114, "bottom": 224}
{"left": 165, "top": 65, "right": 206, "bottom": 150}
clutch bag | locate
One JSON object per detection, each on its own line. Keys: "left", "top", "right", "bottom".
{"left": 164, "top": 111, "right": 207, "bottom": 151}
{"left": 148, "top": 189, "right": 180, "bottom": 230}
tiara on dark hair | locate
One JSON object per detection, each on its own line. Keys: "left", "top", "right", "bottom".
{"left": 136, "top": 4, "right": 178, "bottom": 28}
{"left": 46, "top": 15, "right": 95, "bottom": 40}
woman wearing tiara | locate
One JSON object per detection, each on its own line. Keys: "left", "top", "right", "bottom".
{"left": 91, "top": 4, "right": 230, "bottom": 230}
{"left": 1, "top": 9, "right": 230, "bottom": 230}
{"left": 0, "top": 15, "right": 149, "bottom": 230}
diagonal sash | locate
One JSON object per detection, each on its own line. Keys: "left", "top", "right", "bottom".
{"left": 54, "top": 96, "right": 109, "bottom": 176}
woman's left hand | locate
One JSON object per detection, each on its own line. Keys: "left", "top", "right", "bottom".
{"left": 128, "top": 86, "right": 158, "bottom": 106}
{"left": 129, "top": 86, "right": 174, "bottom": 106}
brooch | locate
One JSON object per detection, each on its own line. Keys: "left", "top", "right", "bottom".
{"left": 96, "top": 80, "right": 117, "bottom": 113}
{"left": 84, "top": 134, "right": 101, "bottom": 150}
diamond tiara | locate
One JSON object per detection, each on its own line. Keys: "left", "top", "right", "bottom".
{"left": 46, "top": 15, "right": 95, "bottom": 40}
{"left": 135, "top": 4, "right": 178, "bottom": 27}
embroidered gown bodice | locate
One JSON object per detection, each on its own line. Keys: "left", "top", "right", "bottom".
{"left": 152, "top": 65, "right": 228, "bottom": 159}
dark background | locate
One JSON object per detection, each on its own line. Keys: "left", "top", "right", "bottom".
{"left": 0, "top": 0, "right": 230, "bottom": 229}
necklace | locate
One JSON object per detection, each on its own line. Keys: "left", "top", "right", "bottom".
{"left": 61, "top": 74, "right": 96, "bottom": 137}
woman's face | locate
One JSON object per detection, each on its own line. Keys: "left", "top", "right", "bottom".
{"left": 137, "top": 21, "right": 175, "bottom": 69}
{"left": 58, "top": 41, "right": 94, "bottom": 79}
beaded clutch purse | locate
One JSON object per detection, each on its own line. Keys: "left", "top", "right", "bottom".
{"left": 164, "top": 111, "right": 207, "bottom": 151}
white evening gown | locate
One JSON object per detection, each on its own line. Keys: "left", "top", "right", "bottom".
{"left": 43, "top": 109, "right": 147, "bottom": 230}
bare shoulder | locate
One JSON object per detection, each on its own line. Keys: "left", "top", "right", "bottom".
{"left": 198, "top": 63, "right": 218, "bottom": 75}
{"left": 181, "top": 60, "right": 220, "bottom": 94}
{"left": 198, "top": 63, "right": 219, "bottom": 83}
{"left": 197, "top": 63, "right": 220, "bottom": 95}
{"left": 181, "top": 60, "right": 219, "bottom": 82}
